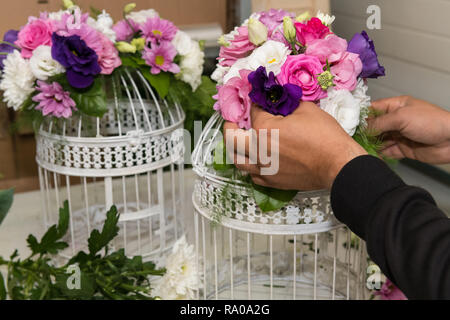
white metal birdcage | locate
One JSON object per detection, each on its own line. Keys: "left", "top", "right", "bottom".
{"left": 191, "top": 112, "right": 369, "bottom": 300}
{"left": 36, "top": 68, "right": 186, "bottom": 262}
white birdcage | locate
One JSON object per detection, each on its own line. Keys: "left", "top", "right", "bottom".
{"left": 191, "top": 112, "right": 369, "bottom": 300}
{"left": 36, "top": 68, "right": 186, "bottom": 261}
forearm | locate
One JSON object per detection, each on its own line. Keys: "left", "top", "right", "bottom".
{"left": 331, "top": 155, "right": 450, "bottom": 299}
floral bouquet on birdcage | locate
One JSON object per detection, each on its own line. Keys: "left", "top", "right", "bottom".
{"left": 0, "top": 0, "right": 215, "bottom": 123}
{"left": 210, "top": 9, "right": 386, "bottom": 213}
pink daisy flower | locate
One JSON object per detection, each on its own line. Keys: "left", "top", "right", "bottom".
{"left": 33, "top": 81, "right": 77, "bottom": 118}
{"left": 140, "top": 17, "right": 178, "bottom": 44}
{"left": 142, "top": 42, "right": 180, "bottom": 75}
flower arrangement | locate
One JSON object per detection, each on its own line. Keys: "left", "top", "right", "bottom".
{"left": 211, "top": 9, "right": 386, "bottom": 213}
{"left": 0, "top": 0, "right": 214, "bottom": 121}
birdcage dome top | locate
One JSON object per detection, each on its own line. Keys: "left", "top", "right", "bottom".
{"left": 36, "top": 69, "right": 185, "bottom": 178}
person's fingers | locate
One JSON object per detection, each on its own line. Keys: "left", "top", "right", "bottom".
{"left": 250, "top": 104, "right": 278, "bottom": 127}
{"left": 250, "top": 174, "right": 270, "bottom": 188}
{"left": 371, "top": 96, "right": 409, "bottom": 114}
{"left": 368, "top": 111, "right": 406, "bottom": 135}
{"left": 235, "top": 162, "right": 260, "bottom": 175}
{"left": 223, "top": 122, "right": 256, "bottom": 158}
{"left": 381, "top": 144, "right": 406, "bottom": 159}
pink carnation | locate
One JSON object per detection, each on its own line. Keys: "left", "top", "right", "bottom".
{"left": 219, "top": 26, "right": 256, "bottom": 67}
{"left": 213, "top": 69, "right": 252, "bottom": 130}
{"left": 294, "top": 17, "right": 331, "bottom": 46}
{"left": 113, "top": 19, "right": 139, "bottom": 42}
{"left": 97, "top": 33, "right": 122, "bottom": 75}
{"left": 330, "top": 52, "right": 362, "bottom": 91}
{"left": 140, "top": 17, "right": 178, "bottom": 44}
{"left": 306, "top": 35, "right": 348, "bottom": 64}
{"left": 142, "top": 41, "right": 180, "bottom": 75}
{"left": 33, "top": 81, "right": 77, "bottom": 118}
{"left": 277, "top": 54, "right": 327, "bottom": 102}
{"left": 16, "top": 18, "right": 53, "bottom": 58}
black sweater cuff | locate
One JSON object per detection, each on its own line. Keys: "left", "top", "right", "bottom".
{"left": 330, "top": 155, "right": 406, "bottom": 239}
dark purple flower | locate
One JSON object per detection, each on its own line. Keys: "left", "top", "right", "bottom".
{"left": 0, "top": 30, "right": 19, "bottom": 70}
{"left": 51, "top": 33, "right": 101, "bottom": 89}
{"left": 347, "top": 31, "right": 385, "bottom": 79}
{"left": 248, "top": 66, "right": 302, "bottom": 116}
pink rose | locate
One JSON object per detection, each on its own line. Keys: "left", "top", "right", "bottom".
{"left": 16, "top": 18, "right": 53, "bottom": 58}
{"left": 113, "top": 19, "right": 139, "bottom": 42}
{"left": 214, "top": 69, "right": 252, "bottom": 130}
{"left": 277, "top": 54, "right": 327, "bottom": 102}
{"left": 306, "top": 35, "right": 348, "bottom": 64}
{"left": 219, "top": 26, "right": 256, "bottom": 67}
{"left": 97, "top": 34, "right": 122, "bottom": 75}
{"left": 294, "top": 17, "right": 331, "bottom": 46}
{"left": 331, "top": 52, "right": 362, "bottom": 91}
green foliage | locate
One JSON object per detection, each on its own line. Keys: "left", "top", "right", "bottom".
{"left": 0, "top": 202, "right": 165, "bottom": 300}
{"left": 70, "top": 77, "right": 108, "bottom": 118}
{"left": 213, "top": 140, "right": 234, "bottom": 172}
{"left": 0, "top": 188, "right": 14, "bottom": 226}
{"left": 252, "top": 184, "right": 298, "bottom": 213}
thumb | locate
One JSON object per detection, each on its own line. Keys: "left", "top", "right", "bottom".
{"left": 250, "top": 104, "right": 275, "bottom": 126}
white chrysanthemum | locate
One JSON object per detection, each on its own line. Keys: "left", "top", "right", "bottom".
{"left": 174, "top": 33, "right": 205, "bottom": 91}
{"left": 153, "top": 236, "right": 199, "bottom": 300}
{"left": 316, "top": 10, "right": 335, "bottom": 26}
{"left": 211, "top": 64, "right": 230, "bottom": 85}
{"left": 352, "top": 79, "right": 372, "bottom": 127}
{"left": 87, "top": 10, "right": 116, "bottom": 42}
{"left": 126, "top": 9, "right": 159, "bottom": 25}
{"left": 29, "top": 45, "right": 65, "bottom": 80}
{"left": 0, "top": 50, "right": 35, "bottom": 110}
{"left": 220, "top": 12, "right": 260, "bottom": 46}
{"left": 320, "top": 88, "right": 361, "bottom": 136}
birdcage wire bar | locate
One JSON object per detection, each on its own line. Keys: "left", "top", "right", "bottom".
{"left": 191, "top": 112, "right": 369, "bottom": 300}
{"left": 36, "top": 69, "right": 186, "bottom": 261}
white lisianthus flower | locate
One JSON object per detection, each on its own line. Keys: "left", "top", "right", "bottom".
{"left": 178, "top": 40, "right": 205, "bottom": 91}
{"left": 223, "top": 56, "right": 251, "bottom": 84}
{"left": 316, "top": 10, "right": 335, "bottom": 26}
{"left": 172, "top": 31, "right": 194, "bottom": 56}
{"left": 48, "top": 10, "right": 67, "bottom": 21}
{"left": 0, "top": 50, "right": 35, "bottom": 110}
{"left": 211, "top": 64, "right": 230, "bottom": 85}
{"left": 320, "top": 88, "right": 361, "bottom": 136}
{"left": 248, "top": 17, "right": 268, "bottom": 46}
{"left": 352, "top": 78, "right": 372, "bottom": 127}
{"left": 126, "top": 9, "right": 159, "bottom": 25}
{"left": 29, "top": 45, "right": 65, "bottom": 81}
{"left": 153, "top": 236, "right": 200, "bottom": 300}
{"left": 247, "top": 40, "right": 290, "bottom": 75}
{"left": 220, "top": 12, "right": 260, "bottom": 46}
{"left": 87, "top": 10, "right": 116, "bottom": 42}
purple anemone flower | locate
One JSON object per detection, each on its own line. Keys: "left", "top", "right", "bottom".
{"left": 51, "top": 33, "right": 101, "bottom": 89}
{"left": 0, "top": 30, "right": 19, "bottom": 70}
{"left": 248, "top": 66, "right": 302, "bottom": 116}
{"left": 347, "top": 31, "right": 385, "bottom": 79}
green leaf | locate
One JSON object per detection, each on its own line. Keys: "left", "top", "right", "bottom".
{"left": 70, "top": 78, "right": 108, "bottom": 118}
{"left": 57, "top": 201, "right": 70, "bottom": 237}
{"left": 0, "top": 272, "right": 6, "bottom": 300}
{"left": 0, "top": 189, "right": 13, "bottom": 226}
{"left": 140, "top": 68, "right": 171, "bottom": 99}
{"left": 252, "top": 184, "right": 297, "bottom": 213}
{"left": 88, "top": 205, "right": 120, "bottom": 256}
{"left": 55, "top": 271, "right": 95, "bottom": 300}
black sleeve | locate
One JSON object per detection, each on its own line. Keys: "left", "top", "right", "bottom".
{"left": 330, "top": 155, "right": 450, "bottom": 300}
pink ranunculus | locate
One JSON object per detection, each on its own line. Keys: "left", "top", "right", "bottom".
{"left": 16, "top": 18, "right": 53, "bottom": 58}
{"left": 294, "top": 17, "right": 331, "bottom": 46}
{"left": 97, "top": 33, "right": 122, "bottom": 75}
{"left": 219, "top": 26, "right": 256, "bottom": 67}
{"left": 113, "top": 19, "right": 139, "bottom": 42}
{"left": 277, "top": 54, "right": 327, "bottom": 102}
{"left": 330, "top": 51, "right": 362, "bottom": 91}
{"left": 213, "top": 69, "right": 253, "bottom": 130}
{"left": 374, "top": 279, "right": 407, "bottom": 300}
{"left": 306, "top": 35, "right": 348, "bottom": 64}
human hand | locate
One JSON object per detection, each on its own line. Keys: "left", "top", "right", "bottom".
{"left": 223, "top": 102, "right": 367, "bottom": 191}
{"left": 369, "top": 96, "right": 450, "bottom": 164}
